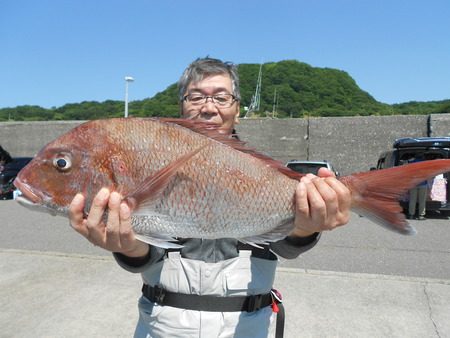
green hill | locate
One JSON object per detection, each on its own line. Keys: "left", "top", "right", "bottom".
{"left": 239, "top": 60, "right": 391, "bottom": 117}
{"left": 1, "top": 60, "right": 449, "bottom": 121}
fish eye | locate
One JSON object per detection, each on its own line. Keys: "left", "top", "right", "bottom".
{"left": 53, "top": 156, "right": 72, "bottom": 171}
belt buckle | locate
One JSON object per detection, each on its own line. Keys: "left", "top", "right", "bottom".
{"left": 152, "top": 285, "right": 166, "bottom": 304}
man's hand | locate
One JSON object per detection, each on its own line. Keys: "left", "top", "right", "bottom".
{"left": 69, "top": 188, "right": 149, "bottom": 258}
{"left": 291, "top": 168, "right": 351, "bottom": 237}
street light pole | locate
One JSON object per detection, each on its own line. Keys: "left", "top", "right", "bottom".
{"left": 124, "top": 76, "right": 134, "bottom": 118}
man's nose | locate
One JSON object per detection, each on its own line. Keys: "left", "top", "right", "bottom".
{"left": 200, "top": 99, "right": 219, "bottom": 114}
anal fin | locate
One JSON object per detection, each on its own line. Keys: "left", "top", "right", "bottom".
{"left": 240, "top": 218, "right": 295, "bottom": 245}
{"left": 134, "top": 233, "right": 184, "bottom": 249}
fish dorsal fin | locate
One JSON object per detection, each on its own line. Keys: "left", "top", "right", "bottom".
{"left": 124, "top": 145, "right": 205, "bottom": 212}
{"left": 157, "top": 118, "right": 304, "bottom": 181}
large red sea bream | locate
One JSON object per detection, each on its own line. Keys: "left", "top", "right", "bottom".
{"left": 14, "top": 118, "right": 450, "bottom": 247}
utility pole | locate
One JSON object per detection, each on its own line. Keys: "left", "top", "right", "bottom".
{"left": 244, "top": 63, "right": 262, "bottom": 118}
{"left": 272, "top": 88, "right": 279, "bottom": 118}
{"left": 124, "top": 76, "right": 134, "bottom": 118}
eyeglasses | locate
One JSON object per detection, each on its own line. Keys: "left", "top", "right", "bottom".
{"left": 183, "top": 93, "right": 237, "bottom": 107}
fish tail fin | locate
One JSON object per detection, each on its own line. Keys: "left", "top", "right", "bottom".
{"left": 341, "top": 159, "right": 450, "bottom": 235}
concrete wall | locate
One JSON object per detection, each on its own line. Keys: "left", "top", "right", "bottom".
{"left": 0, "top": 121, "right": 80, "bottom": 158}
{"left": 1, "top": 114, "right": 449, "bottom": 176}
{"left": 307, "top": 115, "right": 428, "bottom": 174}
{"left": 235, "top": 118, "right": 308, "bottom": 164}
{"left": 237, "top": 114, "right": 433, "bottom": 175}
{"left": 430, "top": 114, "right": 450, "bottom": 137}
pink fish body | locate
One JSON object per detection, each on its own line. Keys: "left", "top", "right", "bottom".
{"left": 14, "top": 117, "right": 450, "bottom": 247}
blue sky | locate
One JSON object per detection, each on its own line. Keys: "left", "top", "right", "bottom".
{"left": 1, "top": 0, "right": 449, "bottom": 109}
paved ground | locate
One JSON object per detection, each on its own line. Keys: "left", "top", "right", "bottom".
{"left": 3, "top": 200, "right": 450, "bottom": 279}
{"left": 1, "top": 249, "right": 450, "bottom": 337}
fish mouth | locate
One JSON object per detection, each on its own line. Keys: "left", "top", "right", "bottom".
{"left": 13, "top": 177, "right": 42, "bottom": 204}
{"left": 13, "top": 177, "right": 64, "bottom": 216}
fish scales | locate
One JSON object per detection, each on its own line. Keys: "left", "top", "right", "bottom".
{"left": 106, "top": 118, "right": 298, "bottom": 239}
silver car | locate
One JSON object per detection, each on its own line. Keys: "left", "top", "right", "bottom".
{"left": 285, "top": 160, "right": 339, "bottom": 177}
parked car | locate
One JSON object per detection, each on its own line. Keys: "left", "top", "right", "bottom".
{"left": 0, "top": 157, "right": 33, "bottom": 200}
{"left": 376, "top": 137, "right": 450, "bottom": 169}
{"left": 375, "top": 137, "right": 450, "bottom": 215}
{"left": 286, "top": 160, "right": 339, "bottom": 177}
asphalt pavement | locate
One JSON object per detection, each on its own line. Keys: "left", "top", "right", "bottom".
{"left": 1, "top": 200, "right": 450, "bottom": 337}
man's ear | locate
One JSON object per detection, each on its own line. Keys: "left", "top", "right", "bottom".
{"left": 235, "top": 106, "right": 240, "bottom": 124}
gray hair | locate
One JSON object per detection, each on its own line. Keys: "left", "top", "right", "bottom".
{"left": 178, "top": 57, "right": 241, "bottom": 101}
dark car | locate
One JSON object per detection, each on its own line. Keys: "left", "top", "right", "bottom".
{"left": 286, "top": 160, "right": 339, "bottom": 177}
{"left": 375, "top": 137, "right": 450, "bottom": 216}
{"left": 0, "top": 157, "right": 33, "bottom": 200}
{"left": 376, "top": 137, "right": 450, "bottom": 169}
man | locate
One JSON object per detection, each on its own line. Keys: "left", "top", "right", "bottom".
{"left": 69, "top": 57, "right": 351, "bottom": 337}
{"left": 407, "top": 155, "right": 428, "bottom": 220}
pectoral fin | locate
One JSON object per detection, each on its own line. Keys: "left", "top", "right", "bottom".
{"left": 124, "top": 145, "right": 206, "bottom": 213}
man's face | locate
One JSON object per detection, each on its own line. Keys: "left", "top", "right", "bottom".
{"left": 181, "top": 74, "right": 240, "bottom": 135}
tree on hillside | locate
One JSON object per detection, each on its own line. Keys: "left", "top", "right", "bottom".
{"left": 1, "top": 60, "right": 448, "bottom": 121}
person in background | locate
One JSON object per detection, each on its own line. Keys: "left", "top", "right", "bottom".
{"left": 408, "top": 154, "right": 428, "bottom": 220}
{"left": 69, "top": 57, "right": 352, "bottom": 337}
{"left": 0, "top": 146, "right": 13, "bottom": 197}
{"left": 0, "top": 145, "right": 12, "bottom": 172}
{"left": 430, "top": 173, "right": 447, "bottom": 204}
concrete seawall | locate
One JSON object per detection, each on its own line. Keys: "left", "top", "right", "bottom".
{"left": 1, "top": 114, "right": 449, "bottom": 175}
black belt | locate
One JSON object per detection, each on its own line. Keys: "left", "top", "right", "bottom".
{"left": 142, "top": 284, "right": 274, "bottom": 312}
{"left": 142, "top": 284, "right": 285, "bottom": 338}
